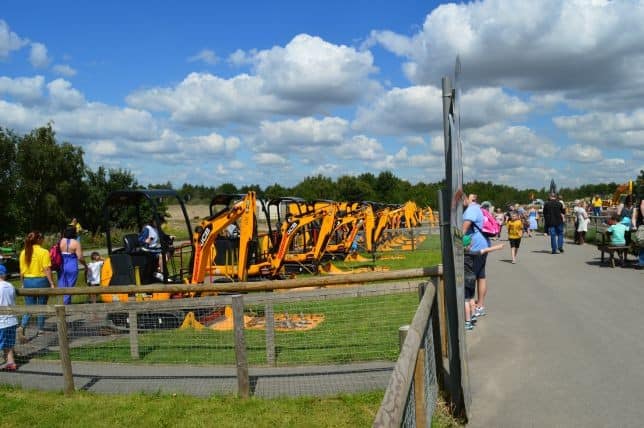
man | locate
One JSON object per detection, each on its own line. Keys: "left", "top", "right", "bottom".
{"left": 463, "top": 194, "right": 490, "bottom": 317}
{"left": 542, "top": 193, "right": 566, "bottom": 254}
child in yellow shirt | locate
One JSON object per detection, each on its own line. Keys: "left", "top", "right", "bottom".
{"left": 507, "top": 212, "right": 524, "bottom": 264}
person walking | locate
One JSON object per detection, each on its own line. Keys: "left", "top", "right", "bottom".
{"left": 506, "top": 211, "right": 523, "bottom": 263}
{"left": 591, "top": 195, "right": 602, "bottom": 217}
{"left": 58, "top": 226, "right": 87, "bottom": 305}
{"left": 18, "top": 231, "right": 55, "bottom": 341}
{"left": 576, "top": 201, "right": 590, "bottom": 245}
{"left": 633, "top": 195, "right": 644, "bottom": 270}
{"left": 542, "top": 193, "right": 566, "bottom": 254}
{"left": 0, "top": 265, "right": 18, "bottom": 371}
{"left": 463, "top": 194, "right": 490, "bottom": 317}
{"left": 527, "top": 205, "right": 538, "bottom": 237}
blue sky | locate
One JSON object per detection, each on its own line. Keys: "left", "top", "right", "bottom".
{"left": 1, "top": 0, "right": 642, "bottom": 190}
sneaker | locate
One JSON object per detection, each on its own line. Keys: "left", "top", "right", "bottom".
{"left": 465, "top": 321, "right": 474, "bottom": 331}
{"left": 558, "top": 248, "right": 564, "bottom": 253}
{"left": 1, "top": 363, "right": 17, "bottom": 371}
{"left": 475, "top": 306, "right": 486, "bottom": 317}
{"left": 153, "top": 272, "right": 164, "bottom": 281}
{"left": 511, "top": 260, "right": 516, "bottom": 264}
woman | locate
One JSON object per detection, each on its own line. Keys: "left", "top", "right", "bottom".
{"left": 18, "top": 231, "right": 55, "bottom": 341}
{"left": 618, "top": 195, "right": 634, "bottom": 227}
{"left": 527, "top": 205, "right": 539, "bottom": 237}
{"left": 576, "top": 201, "right": 589, "bottom": 245}
{"left": 633, "top": 196, "right": 644, "bottom": 270}
{"left": 58, "top": 226, "right": 87, "bottom": 305}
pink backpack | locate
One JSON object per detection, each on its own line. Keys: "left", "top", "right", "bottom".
{"left": 49, "top": 243, "right": 62, "bottom": 272}
{"left": 480, "top": 209, "right": 501, "bottom": 237}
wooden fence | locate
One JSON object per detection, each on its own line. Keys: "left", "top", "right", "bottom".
{"left": 3, "top": 266, "right": 451, "bottom": 425}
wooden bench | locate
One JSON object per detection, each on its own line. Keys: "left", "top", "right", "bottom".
{"left": 597, "top": 244, "right": 630, "bottom": 267}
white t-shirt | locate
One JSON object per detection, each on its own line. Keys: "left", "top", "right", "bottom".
{"left": 87, "top": 260, "right": 104, "bottom": 285}
{"left": 143, "top": 225, "right": 160, "bottom": 249}
{"left": 0, "top": 280, "right": 18, "bottom": 328}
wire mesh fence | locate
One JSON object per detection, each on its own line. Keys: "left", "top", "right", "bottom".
{"left": 1, "top": 279, "right": 435, "bottom": 398}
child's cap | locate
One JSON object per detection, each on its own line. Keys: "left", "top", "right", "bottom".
{"left": 463, "top": 234, "right": 472, "bottom": 247}
{"left": 0, "top": 264, "right": 7, "bottom": 276}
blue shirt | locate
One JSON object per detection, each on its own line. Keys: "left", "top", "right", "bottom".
{"left": 464, "top": 203, "right": 490, "bottom": 252}
{"left": 607, "top": 223, "right": 627, "bottom": 245}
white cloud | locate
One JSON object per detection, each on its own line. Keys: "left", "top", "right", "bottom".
{"left": 86, "top": 140, "right": 118, "bottom": 157}
{"left": 127, "top": 34, "right": 380, "bottom": 126}
{"left": 371, "top": 0, "right": 644, "bottom": 109}
{"left": 254, "top": 152, "right": 288, "bottom": 165}
{"left": 188, "top": 132, "right": 240, "bottom": 154}
{"left": 255, "top": 116, "right": 348, "bottom": 154}
{"left": 0, "top": 20, "right": 28, "bottom": 58}
{"left": 47, "top": 79, "right": 85, "bottom": 110}
{"left": 254, "top": 34, "right": 378, "bottom": 104}
{"left": 560, "top": 144, "right": 603, "bottom": 163}
{"left": 354, "top": 85, "right": 530, "bottom": 136}
{"left": 0, "top": 76, "right": 45, "bottom": 105}
{"left": 52, "top": 64, "right": 77, "bottom": 77}
{"left": 227, "top": 48, "right": 256, "bottom": 67}
{"left": 333, "top": 135, "right": 384, "bottom": 160}
{"left": 554, "top": 110, "right": 644, "bottom": 149}
{"left": 188, "top": 49, "right": 218, "bottom": 65}
{"left": 29, "top": 42, "right": 50, "bottom": 68}
{"left": 0, "top": 99, "right": 34, "bottom": 130}
{"left": 54, "top": 104, "right": 160, "bottom": 141}
{"left": 127, "top": 72, "right": 292, "bottom": 126}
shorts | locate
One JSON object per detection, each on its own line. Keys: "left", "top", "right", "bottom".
{"left": 509, "top": 238, "right": 521, "bottom": 248}
{"left": 464, "top": 254, "right": 476, "bottom": 300}
{"left": 471, "top": 253, "right": 487, "bottom": 279}
{"left": 0, "top": 325, "right": 17, "bottom": 349}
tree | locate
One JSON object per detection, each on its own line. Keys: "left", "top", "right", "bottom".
{"left": 264, "top": 183, "right": 289, "bottom": 200}
{"left": 16, "top": 125, "right": 85, "bottom": 233}
{"left": 335, "top": 175, "right": 376, "bottom": 201}
{"left": 82, "top": 167, "right": 138, "bottom": 233}
{"left": 292, "top": 175, "right": 336, "bottom": 200}
{"left": 375, "top": 171, "right": 402, "bottom": 203}
{"left": 217, "top": 183, "right": 238, "bottom": 194}
{"left": 0, "top": 128, "right": 20, "bottom": 240}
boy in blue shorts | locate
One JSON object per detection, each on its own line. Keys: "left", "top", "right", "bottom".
{"left": 0, "top": 265, "right": 18, "bottom": 371}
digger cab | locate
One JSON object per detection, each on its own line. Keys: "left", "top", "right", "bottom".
{"left": 103, "top": 189, "right": 194, "bottom": 288}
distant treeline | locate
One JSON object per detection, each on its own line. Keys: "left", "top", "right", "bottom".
{"left": 1, "top": 125, "right": 641, "bottom": 240}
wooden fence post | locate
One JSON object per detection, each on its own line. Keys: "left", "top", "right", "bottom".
{"left": 265, "top": 303, "right": 275, "bottom": 366}
{"left": 55, "top": 305, "right": 74, "bottom": 395}
{"left": 431, "top": 279, "right": 446, "bottom": 393}
{"left": 232, "top": 295, "right": 250, "bottom": 398}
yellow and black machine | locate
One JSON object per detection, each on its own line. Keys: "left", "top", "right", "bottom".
{"left": 100, "top": 189, "right": 195, "bottom": 328}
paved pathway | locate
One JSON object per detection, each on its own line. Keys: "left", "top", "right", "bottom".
{"left": 467, "top": 233, "right": 643, "bottom": 427}
{"left": 0, "top": 359, "right": 392, "bottom": 398}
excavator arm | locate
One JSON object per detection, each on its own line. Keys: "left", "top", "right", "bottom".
{"left": 191, "top": 192, "right": 257, "bottom": 283}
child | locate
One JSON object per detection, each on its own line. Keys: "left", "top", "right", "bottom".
{"left": 463, "top": 235, "right": 504, "bottom": 331}
{"left": 0, "top": 264, "right": 18, "bottom": 371}
{"left": 494, "top": 208, "right": 505, "bottom": 241}
{"left": 86, "top": 252, "right": 104, "bottom": 304}
{"left": 506, "top": 211, "right": 524, "bottom": 264}
{"left": 607, "top": 214, "right": 627, "bottom": 246}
